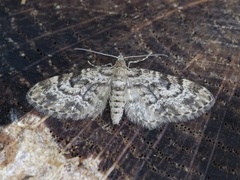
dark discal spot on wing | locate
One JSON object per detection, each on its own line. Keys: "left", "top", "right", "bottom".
{"left": 45, "top": 93, "right": 58, "bottom": 101}
{"left": 63, "top": 101, "right": 76, "bottom": 109}
{"left": 182, "top": 97, "right": 195, "bottom": 105}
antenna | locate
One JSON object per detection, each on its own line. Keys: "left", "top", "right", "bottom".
{"left": 74, "top": 48, "right": 118, "bottom": 59}
{"left": 125, "top": 53, "right": 168, "bottom": 59}
{"left": 74, "top": 48, "right": 168, "bottom": 63}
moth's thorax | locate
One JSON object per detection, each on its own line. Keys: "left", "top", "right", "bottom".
{"left": 114, "top": 55, "right": 127, "bottom": 67}
{"left": 112, "top": 57, "right": 128, "bottom": 85}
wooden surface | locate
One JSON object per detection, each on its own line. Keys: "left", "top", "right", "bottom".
{"left": 0, "top": 0, "right": 239, "bottom": 179}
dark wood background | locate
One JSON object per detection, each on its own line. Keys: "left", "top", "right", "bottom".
{"left": 0, "top": 0, "right": 239, "bottom": 179}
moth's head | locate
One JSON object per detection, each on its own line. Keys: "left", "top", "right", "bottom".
{"left": 117, "top": 54, "right": 125, "bottom": 61}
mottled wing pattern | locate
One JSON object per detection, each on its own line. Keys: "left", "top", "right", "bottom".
{"left": 125, "top": 68, "right": 215, "bottom": 129}
{"left": 27, "top": 67, "right": 113, "bottom": 120}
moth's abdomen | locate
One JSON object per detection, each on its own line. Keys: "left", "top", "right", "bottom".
{"left": 110, "top": 79, "right": 126, "bottom": 125}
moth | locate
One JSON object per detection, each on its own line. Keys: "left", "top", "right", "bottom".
{"left": 27, "top": 48, "right": 215, "bottom": 129}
